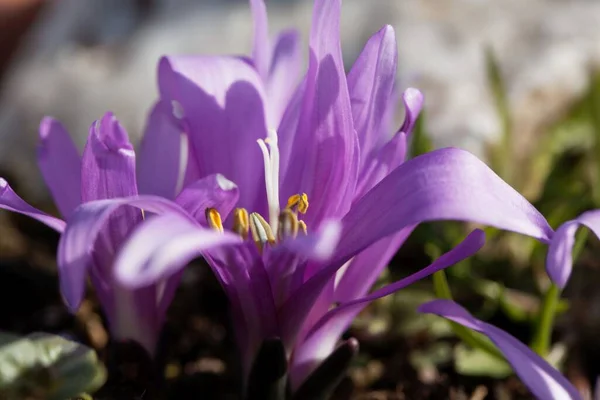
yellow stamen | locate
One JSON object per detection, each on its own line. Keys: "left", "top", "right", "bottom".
{"left": 277, "top": 209, "right": 299, "bottom": 240}
{"left": 286, "top": 193, "right": 309, "bottom": 214}
{"left": 205, "top": 208, "right": 224, "bottom": 233}
{"left": 249, "top": 212, "right": 276, "bottom": 252}
{"left": 233, "top": 208, "right": 250, "bottom": 240}
{"left": 298, "top": 220, "right": 308, "bottom": 235}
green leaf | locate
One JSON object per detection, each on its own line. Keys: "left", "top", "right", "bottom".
{"left": 454, "top": 343, "right": 512, "bottom": 378}
{"left": 485, "top": 46, "right": 512, "bottom": 183}
{"left": 0, "top": 332, "right": 106, "bottom": 400}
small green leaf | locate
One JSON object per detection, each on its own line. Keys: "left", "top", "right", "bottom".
{"left": 0, "top": 332, "right": 106, "bottom": 400}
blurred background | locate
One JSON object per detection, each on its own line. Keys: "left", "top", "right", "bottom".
{"left": 2, "top": 0, "right": 600, "bottom": 200}
{"left": 2, "top": 0, "right": 600, "bottom": 399}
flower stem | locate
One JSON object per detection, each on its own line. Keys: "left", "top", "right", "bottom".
{"left": 530, "top": 283, "right": 560, "bottom": 356}
{"left": 531, "top": 227, "right": 588, "bottom": 356}
{"left": 432, "top": 270, "right": 504, "bottom": 360}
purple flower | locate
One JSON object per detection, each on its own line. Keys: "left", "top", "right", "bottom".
{"left": 0, "top": 114, "right": 240, "bottom": 355}
{"left": 420, "top": 300, "right": 582, "bottom": 400}
{"left": 111, "top": 0, "right": 554, "bottom": 387}
{"left": 546, "top": 210, "right": 600, "bottom": 288}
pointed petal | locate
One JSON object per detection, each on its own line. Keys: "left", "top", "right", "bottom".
{"left": 334, "top": 226, "right": 415, "bottom": 303}
{"left": 355, "top": 131, "right": 407, "bottom": 199}
{"left": 419, "top": 300, "right": 581, "bottom": 400}
{"left": 137, "top": 101, "right": 185, "bottom": 199}
{"left": 82, "top": 112, "right": 138, "bottom": 202}
{"left": 546, "top": 210, "right": 600, "bottom": 288}
{"left": 347, "top": 25, "right": 397, "bottom": 159}
{"left": 277, "top": 78, "right": 305, "bottom": 179}
{"left": 250, "top": 0, "right": 270, "bottom": 81}
{"left": 398, "top": 88, "right": 424, "bottom": 135}
{"left": 267, "top": 29, "right": 302, "bottom": 127}
{"left": 175, "top": 173, "right": 240, "bottom": 224}
{"left": 288, "top": 229, "right": 485, "bottom": 384}
{"left": 280, "top": 0, "right": 359, "bottom": 227}
{"left": 81, "top": 112, "right": 141, "bottom": 246}
{"left": 377, "top": 86, "right": 399, "bottom": 142}
{"left": 354, "top": 88, "right": 422, "bottom": 198}
{"left": 37, "top": 117, "right": 81, "bottom": 218}
{"left": 114, "top": 212, "right": 241, "bottom": 288}
{"left": 335, "top": 147, "right": 553, "bottom": 266}
{"left": 0, "top": 178, "right": 65, "bottom": 232}
{"left": 57, "top": 196, "right": 189, "bottom": 312}
{"left": 158, "top": 56, "right": 269, "bottom": 212}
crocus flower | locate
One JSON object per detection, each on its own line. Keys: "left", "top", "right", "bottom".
{"left": 0, "top": 114, "right": 241, "bottom": 355}
{"left": 546, "top": 210, "right": 600, "bottom": 288}
{"left": 108, "top": 0, "right": 555, "bottom": 388}
{"left": 420, "top": 300, "right": 582, "bottom": 400}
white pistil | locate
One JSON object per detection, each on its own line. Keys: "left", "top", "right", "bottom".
{"left": 257, "top": 128, "right": 281, "bottom": 234}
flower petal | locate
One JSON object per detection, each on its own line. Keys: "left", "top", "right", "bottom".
{"left": 333, "top": 226, "right": 415, "bottom": 303}
{"left": 81, "top": 112, "right": 141, "bottom": 245}
{"left": 398, "top": 87, "right": 424, "bottom": 135}
{"left": 114, "top": 212, "right": 241, "bottom": 288}
{"left": 276, "top": 78, "right": 305, "bottom": 179}
{"left": 137, "top": 101, "right": 185, "bottom": 199}
{"left": 250, "top": 0, "right": 270, "bottom": 81}
{"left": 57, "top": 196, "right": 189, "bottom": 311}
{"left": 335, "top": 147, "right": 553, "bottom": 266}
{"left": 355, "top": 131, "right": 407, "bottom": 199}
{"left": 546, "top": 210, "right": 600, "bottom": 288}
{"left": 37, "top": 117, "right": 81, "bottom": 218}
{"left": 354, "top": 88, "right": 422, "bottom": 198}
{"left": 347, "top": 25, "right": 397, "bottom": 160}
{"left": 0, "top": 178, "right": 65, "bottom": 232}
{"left": 208, "top": 241, "right": 279, "bottom": 368}
{"left": 290, "top": 229, "right": 484, "bottom": 387}
{"left": 267, "top": 29, "right": 302, "bottom": 128}
{"left": 377, "top": 86, "right": 398, "bottom": 141}
{"left": 280, "top": 0, "right": 359, "bottom": 228}
{"left": 419, "top": 299, "right": 581, "bottom": 400}
{"left": 282, "top": 220, "right": 342, "bottom": 261}
{"left": 279, "top": 148, "right": 552, "bottom": 351}
{"left": 158, "top": 56, "right": 269, "bottom": 213}
{"left": 175, "top": 173, "right": 240, "bottom": 224}
{"left": 82, "top": 112, "right": 138, "bottom": 201}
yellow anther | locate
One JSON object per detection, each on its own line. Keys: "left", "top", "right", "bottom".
{"left": 277, "top": 209, "right": 299, "bottom": 240}
{"left": 233, "top": 208, "right": 250, "bottom": 240}
{"left": 205, "top": 208, "right": 224, "bottom": 233}
{"left": 298, "top": 220, "right": 307, "bottom": 236}
{"left": 286, "top": 193, "right": 309, "bottom": 214}
{"left": 249, "top": 212, "right": 276, "bottom": 252}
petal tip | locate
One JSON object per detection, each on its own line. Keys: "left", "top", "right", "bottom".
{"left": 402, "top": 88, "right": 424, "bottom": 108}
{"left": 90, "top": 112, "right": 133, "bottom": 152}
{"left": 39, "top": 117, "right": 68, "bottom": 144}
{"left": 60, "top": 290, "right": 82, "bottom": 314}
{"left": 380, "top": 24, "right": 395, "bottom": 37}
{"left": 216, "top": 174, "right": 238, "bottom": 191}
